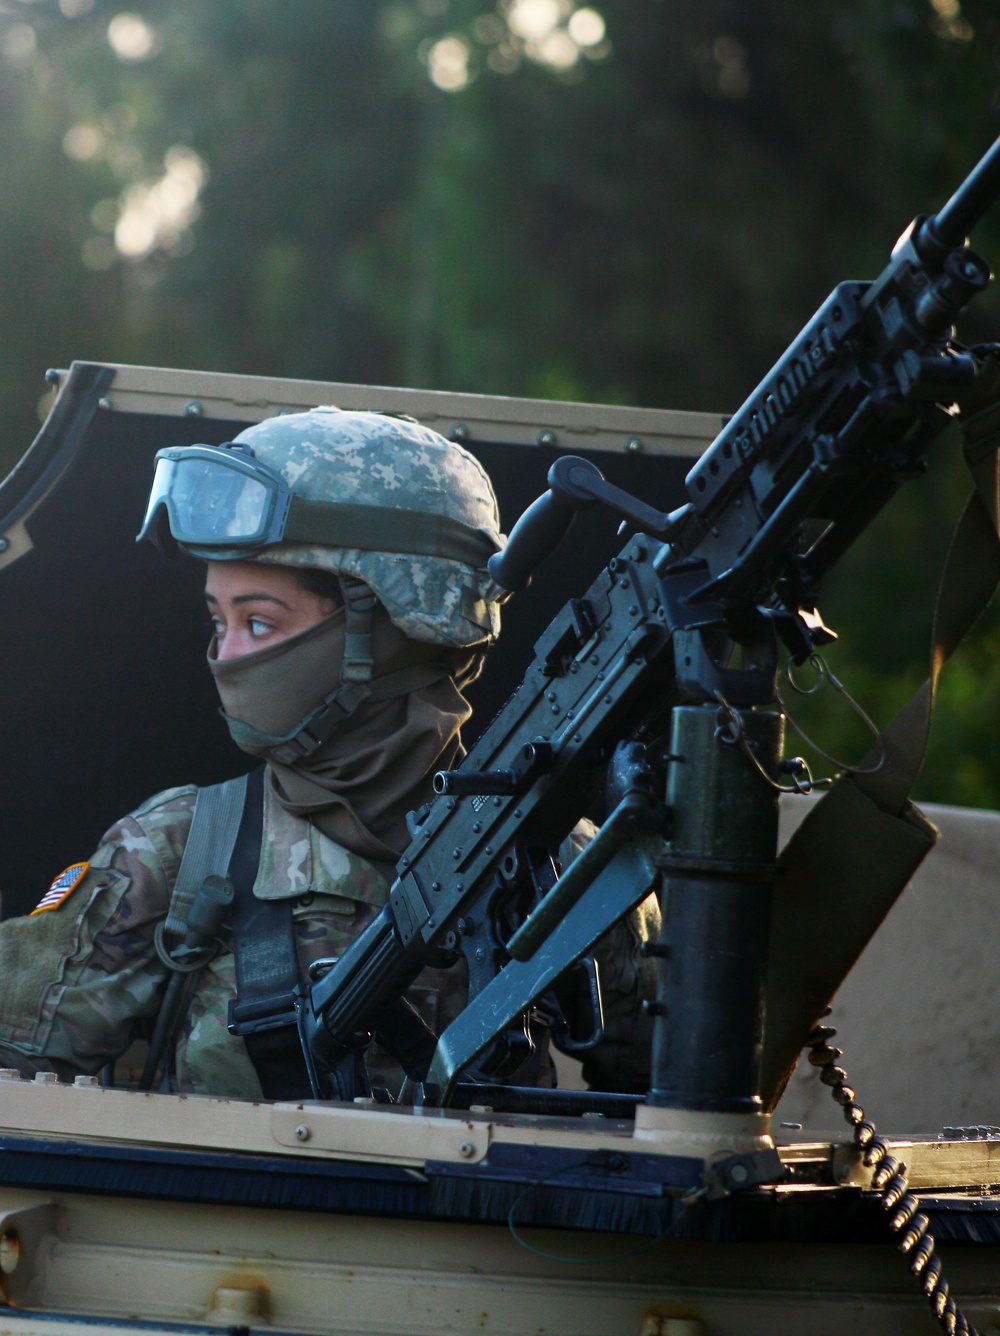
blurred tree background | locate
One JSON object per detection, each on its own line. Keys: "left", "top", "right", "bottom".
{"left": 0, "top": 0, "right": 999, "bottom": 806}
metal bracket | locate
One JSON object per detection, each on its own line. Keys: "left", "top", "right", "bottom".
{"left": 702, "top": 1148, "right": 785, "bottom": 1200}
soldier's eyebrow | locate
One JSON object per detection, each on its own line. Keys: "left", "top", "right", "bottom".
{"left": 204, "top": 592, "right": 294, "bottom": 609}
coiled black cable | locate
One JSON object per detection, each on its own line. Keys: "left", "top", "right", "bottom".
{"left": 807, "top": 1020, "right": 978, "bottom": 1336}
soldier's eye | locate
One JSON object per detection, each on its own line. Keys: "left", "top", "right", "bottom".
{"left": 249, "top": 617, "right": 272, "bottom": 638}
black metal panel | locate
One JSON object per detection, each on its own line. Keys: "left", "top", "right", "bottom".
{"left": 0, "top": 379, "right": 688, "bottom": 917}
{"left": 4, "top": 1131, "right": 1000, "bottom": 1246}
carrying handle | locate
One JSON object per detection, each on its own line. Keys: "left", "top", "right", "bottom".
{"left": 488, "top": 455, "right": 688, "bottom": 593}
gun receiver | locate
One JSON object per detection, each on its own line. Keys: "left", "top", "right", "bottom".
{"left": 299, "top": 132, "right": 1000, "bottom": 1109}
{"left": 673, "top": 136, "right": 1000, "bottom": 620}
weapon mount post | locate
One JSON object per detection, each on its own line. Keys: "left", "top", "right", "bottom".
{"left": 649, "top": 705, "right": 783, "bottom": 1115}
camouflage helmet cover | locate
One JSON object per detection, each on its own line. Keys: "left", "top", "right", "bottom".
{"left": 229, "top": 408, "right": 505, "bottom": 648}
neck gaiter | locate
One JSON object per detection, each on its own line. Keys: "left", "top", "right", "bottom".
{"left": 208, "top": 602, "right": 479, "bottom": 868}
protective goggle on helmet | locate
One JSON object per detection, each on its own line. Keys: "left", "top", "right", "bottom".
{"left": 137, "top": 440, "right": 497, "bottom": 569}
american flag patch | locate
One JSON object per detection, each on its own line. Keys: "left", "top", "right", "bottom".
{"left": 31, "top": 862, "right": 90, "bottom": 915}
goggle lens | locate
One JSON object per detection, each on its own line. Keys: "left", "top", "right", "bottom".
{"left": 169, "top": 457, "right": 270, "bottom": 542}
{"left": 138, "top": 448, "right": 282, "bottom": 553}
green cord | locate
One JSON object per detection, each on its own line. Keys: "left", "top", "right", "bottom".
{"left": 506, "top": 1159, "right": 698, "bottom": 1265}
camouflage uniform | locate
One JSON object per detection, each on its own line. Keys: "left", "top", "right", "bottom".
{"left": 0, "top": 781, "right": 476, "bottom": 1097}
{"left": 0, "top": 789, "right": 656, "bottom": 1096}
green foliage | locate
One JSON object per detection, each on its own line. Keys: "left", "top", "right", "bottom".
{"left": 1, "top": 0, "right": 1000, "bottom": 804}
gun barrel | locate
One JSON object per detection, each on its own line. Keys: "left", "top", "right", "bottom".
{"left": 929, "top": 132, "right": 1000, "bottom": 248}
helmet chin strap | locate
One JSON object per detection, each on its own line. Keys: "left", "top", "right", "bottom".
{"left": 339, "top": 575, "right": 376, "bottom": 685}
{"left": 221, "top": 681, "right": 372, "bottom": 765}
{"left": 223, "top": 576, "right": 376, "bottom": 763}
{"left": 220, "top": 656, "right": 449, "bottom": 766}
{"left": 217, "top": 576, "right": 447, "bottom": 767}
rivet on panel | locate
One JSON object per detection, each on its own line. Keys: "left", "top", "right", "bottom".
{"left": 207, "top": 1286, "right": 268, "bottom": 1322}
{"left": 184, "top": 400, "right": 204, "bottom": 417}
{"left": 0, "top": 1231, "right": 20, "bottom": 1275}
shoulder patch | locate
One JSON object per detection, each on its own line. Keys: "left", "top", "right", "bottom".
{"left": 31, "top": 861, "right": 91, "bottom": 915}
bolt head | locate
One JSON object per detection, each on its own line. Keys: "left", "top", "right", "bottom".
{"left": 537, "top": 429, "right": 557, "bottom": 448}
{"left": 97, "top": 396, "right": 112, "bottom": 411}
{"left": 450, "top": 423, "right": 470, "bottom": 443}
{"left": 625, "top": 436, "right": 644, "bottom": 453}
{"left": 209, "top": 1286, "right": 266, "bottom": 1319}
{"left": 0, "top": 537, "right": 10, "bottom": 553}
{"left": 0, "top": 1231, "right": 20, "bottom": 1275}
{"left": 728, "top": 1163, "right": 749, "bottom": 1185}
{"left": 294, "top": 1123, "right": 311, "bottom": 1141}
{"left": 183, "top": 400, "right": 204, "bottom": 417}
{"left": 459, "top": 1140, "right": 476, "bottom": 1158}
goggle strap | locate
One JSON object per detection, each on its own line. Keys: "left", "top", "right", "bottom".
{"left": 339, "top": 575, "right": 377, "bottom": 684}
{"left": 286, "top": 496, "right": 499, "bottom": 567}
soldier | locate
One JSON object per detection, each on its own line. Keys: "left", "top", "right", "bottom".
{"left": 0, "top": 408, "right": 655, "bottom": 1100}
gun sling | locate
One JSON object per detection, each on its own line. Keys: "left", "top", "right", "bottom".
{"left": 153, "top": 767, "right": 312, "bottom": 1099}
{"left": 142, "top": 770, "right": 250, "bottom": 1091}
{"left": 156, "top": 764, "right": 442, "bottom": 1100}
{"left": 762, "top": 421, "right": 1000, "bottom": 1107}
{"left": 226, "top": 765, "right": 315, "bottom": 1101}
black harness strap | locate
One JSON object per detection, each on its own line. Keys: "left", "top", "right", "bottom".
{"left": 226, "top": 766, "right": 314, "bottom": 1101}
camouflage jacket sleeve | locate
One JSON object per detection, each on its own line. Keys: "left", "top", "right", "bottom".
{"left": 558, "top": 819, "right": 662, "bottom": 1093}
{"left": 0, "top": 787, "right": 196, "bottom": 1079}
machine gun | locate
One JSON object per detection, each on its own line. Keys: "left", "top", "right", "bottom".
{"left": 297, "top": 132, "right": 1000, "bottom": 1116}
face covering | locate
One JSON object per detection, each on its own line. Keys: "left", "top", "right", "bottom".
{"left": 208, "top": 599, "right": 481, "bottom": 869}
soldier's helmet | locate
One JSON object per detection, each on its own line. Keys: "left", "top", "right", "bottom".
{"left": 137, "top": 407, "right": 506, "bottom": 648}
